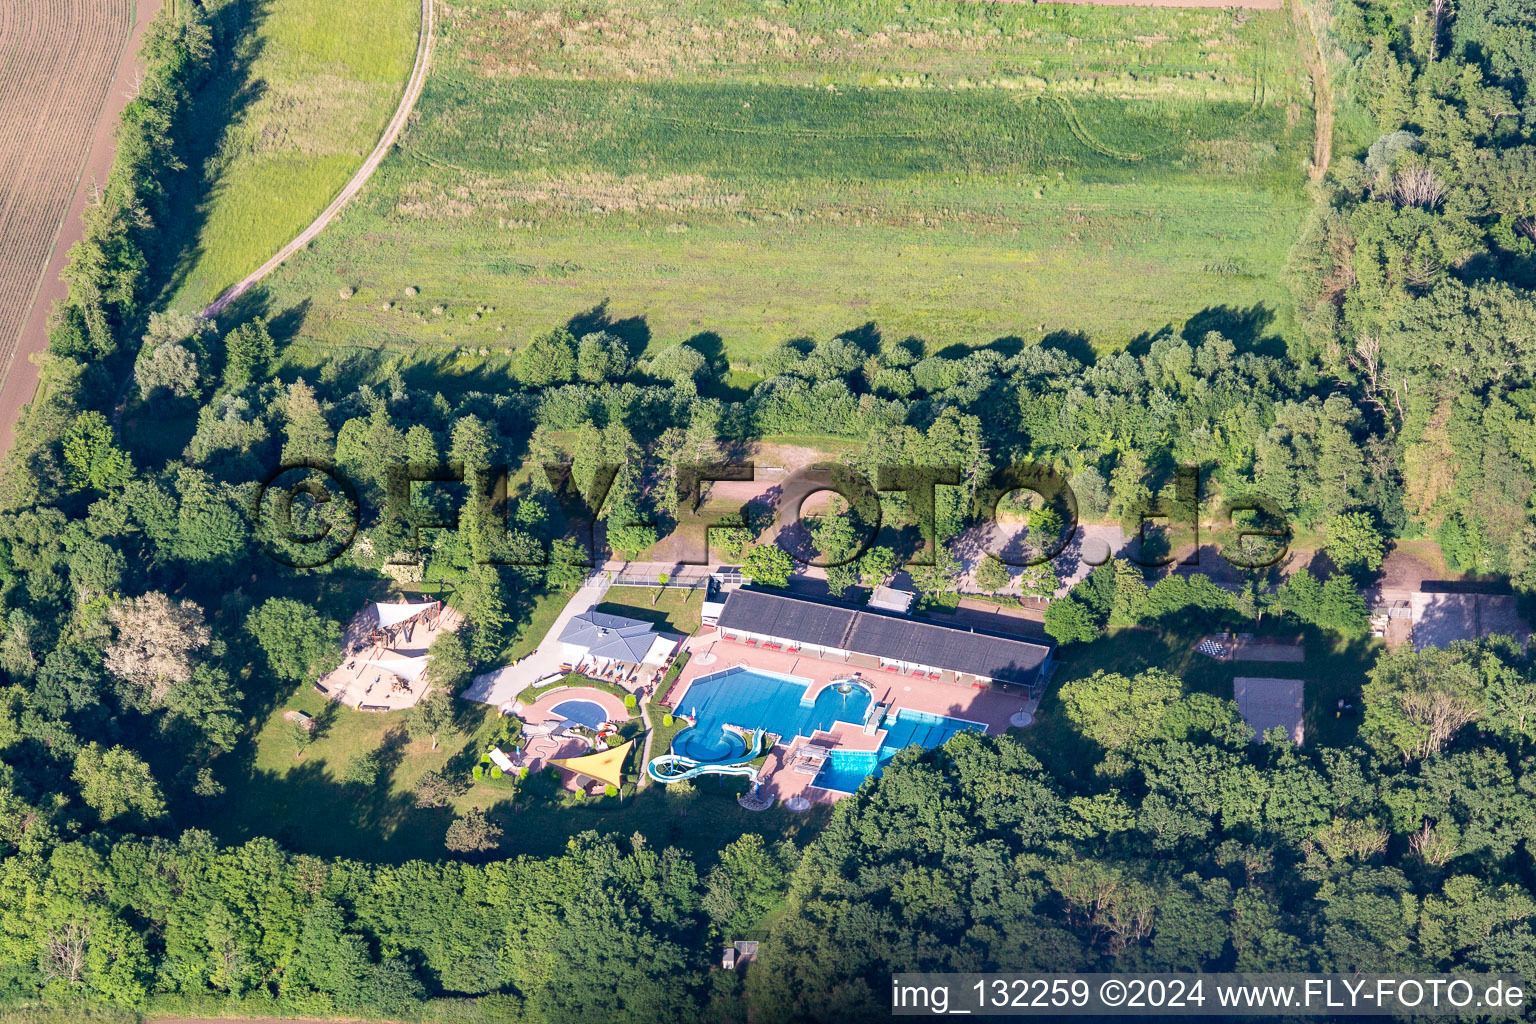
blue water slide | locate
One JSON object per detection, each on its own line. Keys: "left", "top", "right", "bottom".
{"left": 646, "top": 753, "right": 760, "bottom": 783}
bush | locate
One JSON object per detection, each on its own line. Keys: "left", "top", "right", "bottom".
{"left": 662, "top": 713, "right": 674, "bottom": 727}
{"left": 471, "top": 765, "right": 483, "bottom": 780}
{"left": 623, "top": 694, "right": 637, "bottom": 709}
{"left": 490, "top": 765, "right": 503, "bottom": 779}
{"left": 604, "top": 784, "right": 619, "bottom": 797}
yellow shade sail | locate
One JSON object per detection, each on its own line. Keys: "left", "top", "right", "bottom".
{"left": 550, "top": 739, "right": 634, "bottom": 789}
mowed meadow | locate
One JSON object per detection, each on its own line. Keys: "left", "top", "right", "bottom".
{"left": 162, "top": 0, "right": 420, "bottom": 312}
{"left": 254, "top": 0, "right": 1316, "bottom": 366}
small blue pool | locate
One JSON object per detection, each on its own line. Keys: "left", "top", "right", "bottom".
{"left": 672, "top": 668, "right": 983, "bottom": 787}
{"left": 550, "top": 699, "right": 609, "bottom": 730}
{"left": 813, "top": 750, "right": 880, "bottom": 793}
{"left": 811, "top": 709, "right": 984, "bottom": 793}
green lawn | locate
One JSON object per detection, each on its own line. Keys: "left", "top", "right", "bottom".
{"left": 196, "top": 681, "right": 494, "bottom": 862}
{"left": 500, "top": 585, "right": 574, "bottom": 664}
{"left": 196, "top": 675, "right": 824, "bottom": 864}
{"left": 594, "top": 587, "right": 706, "bottom": 635}
{"left": 163, "top": 0, "right": 421, "bottom": 312}
{"left": 250, "top": 0, "right": 1313, "bottom": 362}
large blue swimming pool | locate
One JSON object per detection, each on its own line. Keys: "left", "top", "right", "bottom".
{"left": 671, "top": 668, "right": 982, "bottom": 789}
{"left": 672, "top": 668, "right": 870, "bottom": 761}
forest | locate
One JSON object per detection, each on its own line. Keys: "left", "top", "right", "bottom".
{"left": 1, "top": 0, "right": 1536, "bottom": 1020}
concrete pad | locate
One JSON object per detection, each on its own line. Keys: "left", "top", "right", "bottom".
{"left": 1234, "top": 677, "right": 1304, "bottom": 745}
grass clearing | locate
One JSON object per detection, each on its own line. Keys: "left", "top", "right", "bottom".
{"left": 594, "top": 586, "right": 705, "bottom": 635}
{"left": 163, "top": 0, "right": 420, "bottom": 311}
{"left": 198, "top": 674, "right": 822, "bottom": 864}
{"left": 251, "top": 0, "right": 1314, "bottom": 362}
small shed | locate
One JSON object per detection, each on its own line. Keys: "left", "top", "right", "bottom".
{"left": 868, "top": 585, "right": 915, "bottom": 614}
{"left": 721, "top": 940, "right": 759, "bottom": 971}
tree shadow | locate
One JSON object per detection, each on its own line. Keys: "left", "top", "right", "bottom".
{"left": 885, "top": 335, "right": 925, "bottom": 362}
{"left": 984, "top": 334, "right": 1026, "bottom": 359}
{"left": 261, "top": 296, "right": 312, "bottom": 345}
{"left": 1039, "top": 329, "right": 1095, "bottom": 366}
{"left": 309, "top": 699, "right": 341, "bottom": 742}
{"left": 155, "top": 0, "right": 276, "bottom": 308}
{"left": 1180, "top": 303, "right": 1283, "bottom": 357}
{"left": 833, "top": 321, "right": 882, "bottom": 355}
{"left": 393, "top": 349, "right": 519, "bottom": 396}
{"left": 567, "top": 299, "right": 651, "bottom": 358}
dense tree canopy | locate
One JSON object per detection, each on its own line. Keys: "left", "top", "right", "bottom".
{"left": 0, "top": 0, "right": 1534, "bottom": 1020}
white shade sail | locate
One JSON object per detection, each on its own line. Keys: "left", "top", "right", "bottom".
{"left": 373, "top": 602, "right": 436, "bottom": 628}
{"left": 362, "top": 655, "right": 430, "bottom": 682}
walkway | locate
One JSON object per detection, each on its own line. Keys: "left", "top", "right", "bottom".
{"left": 462, "top": 575, "right": 612, "bottom": 707}
{"left": 1287, "top": 0, "right": 1334, "bottom": 179}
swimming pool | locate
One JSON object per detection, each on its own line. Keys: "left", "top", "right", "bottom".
{"left": 672, "top": 668, "right": 871, "bottom": 762}
{"left": 550, "top": 699, "right": 610, "bottom": 730}
{"left": 813, "top": 750, "right": 880, "bottom": 793}
{"left": 811, "top": 709, "right": 985, "bottom": 792}
{"left": 671, "top": 668, "right": 983, "bottom": 787}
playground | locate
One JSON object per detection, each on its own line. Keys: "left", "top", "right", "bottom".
{"left": 318, "top": 600, "right": 463, "bottom": 711}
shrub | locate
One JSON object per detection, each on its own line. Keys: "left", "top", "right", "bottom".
{"left": 662, "top": 713, "right": 674, "bottom": 727}
{"left": 471, "top": 765, "right": 483, "bottom": 780}
{"left": 604, "top": 784, "right": 619, "bottom": 797}
{"left": 623, "top": 694, "right": 637, "bottom": 709}
{"left": 338, "top": 286, "right": 355, "bottom": 299}
{"left": 490, "top": 765, "right": 502, "bottom": 779}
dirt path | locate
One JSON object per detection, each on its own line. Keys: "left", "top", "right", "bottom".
{"left": 0, "top": 0, "right": 162, "bottom": 458}
{"left": 957, "top": 0, "right": 1283, "bottom": 8}
{"left": 201, "top": 0, "right": 435, "bottom": 317}
{"left": 1287, "top": 0, "right": 1333, "bottom": 178}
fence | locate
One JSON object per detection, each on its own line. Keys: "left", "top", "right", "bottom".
{"left": 608, "top": 573, "right": 711, "bottom": 590}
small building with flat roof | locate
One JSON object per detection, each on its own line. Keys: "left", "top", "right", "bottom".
{"left": 868, "top": 585, "right": 915, "bottom": 614}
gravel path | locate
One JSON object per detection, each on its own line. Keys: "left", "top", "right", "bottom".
{"left": 202, "top": 0, "right": 435, "bottom": 317}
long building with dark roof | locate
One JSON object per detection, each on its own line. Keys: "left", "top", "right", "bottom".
{"left": 713, "top": 588, "right": 1053, "bottom": 693}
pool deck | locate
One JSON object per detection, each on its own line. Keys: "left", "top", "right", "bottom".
{"left": 516, "top": 688, "right": 636, "bottom": 793}
{"left": 670, "top": 628, "right": 1036, "bottom": 805}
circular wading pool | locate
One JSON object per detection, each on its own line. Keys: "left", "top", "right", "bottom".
{"left": 550, "top": 699, "right": 610, "bottom": 729}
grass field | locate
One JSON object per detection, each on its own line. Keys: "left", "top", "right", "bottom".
{"left": 594, "top": 586, "right": 706, "bottom": 635}
{"left": 199, "top": 676, "right": 825, "bottom": 863}
{"left": 161, "top": 0, "right": 420, "bottom": 312}
{"left": 252, "top": 0, "right": 1314, "bottom": 364}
